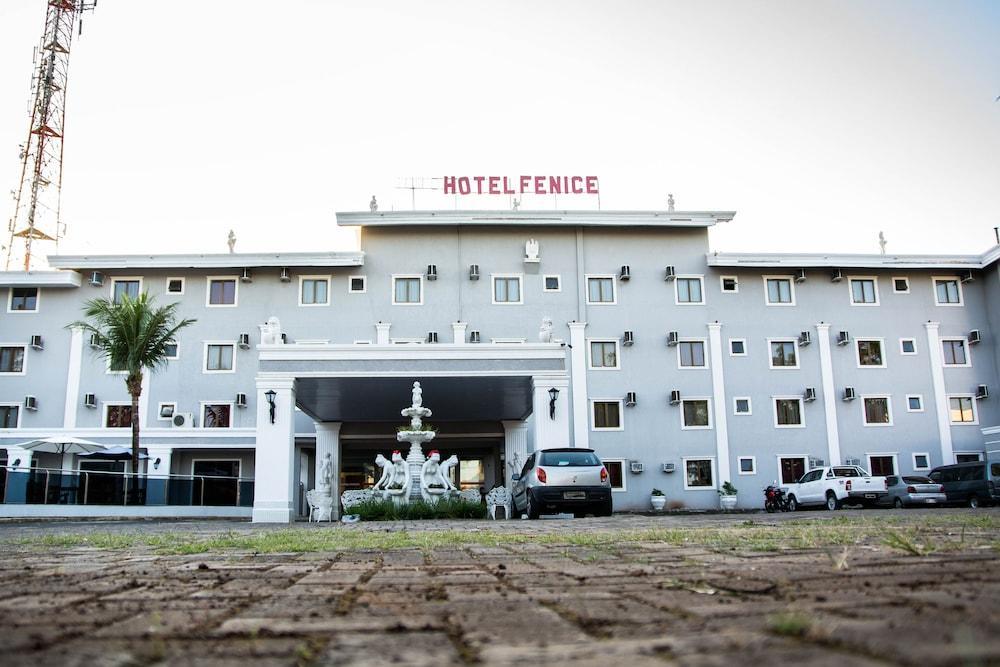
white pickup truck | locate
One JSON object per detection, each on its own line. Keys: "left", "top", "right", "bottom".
{"left": 782, "top": 466, "right": 888, "bottom": 511}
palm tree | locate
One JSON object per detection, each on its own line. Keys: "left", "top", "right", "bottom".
{"left": 70, "top": 292, "right": 195, "bottom": 502}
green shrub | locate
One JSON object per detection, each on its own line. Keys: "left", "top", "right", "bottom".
{"left": 347, "top": 497, "right": 486, "bottom": 521}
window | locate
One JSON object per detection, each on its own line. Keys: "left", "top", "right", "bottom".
{"left": 738, "top": 456, "right": 756, "bottom": 475}
{"left": 675, "top": 277, "right": 704, "bottom": 304}
{"left": 592, "top": 400, "right": 622, "bottom": 430}
{"left": 912, "top": 453, "right": 930, "bottom": 471}
{"left": 733, "top": 397, "right": 752, "bottom": 415}
{"left": 192, "top": 460, "right": 240, "bottom": 505}
{"left": 893, "top": 277, "right": 909, "bottom": 294}
{"left": 769, "top": 340, "right": 798, "bottom": 368}
{"left": 849, "top": 278, "right": 879, "bottom": 305}
{"left": 764, "top": 276, "right": 794, "bottom": 305}
{"left": 729, "top": 339, "right": 746, "bottom": 356}
{"left": 862, "top": 396, "right": 892, "bottom": 426}
{"left": 720, "top": 276, "right": 738, "bottom": 293}
{"left": 166, "top": 278, "right": 185, "bottom": 295}
{"left": 780, "top": 457, "right": 807, "bottom": 484}
{"left": 683, "top": 458, "right": 715, "bottom": 489}
{"left": 8, "top": 287, "right": 38, "bottom": 312}
{"left": 164, "top": 342, "right": 179, "bottom": 359}
{"left": 589, "top": 340, "right": 619, "bottom": 369}
{"left": 204, "top": 343, "right": 235, "bottom": 372}
{"left": 856, "top": 339, "right": 885, "bottom": 367}
{"left": 348, "top": 276, "right": 367, "bottom": 293}
{"left": 774, "top": 398, "right": 804, "bottom": 427}
{"left": 202, "top": 403, "right": 232, "bottom": 428}
{"left": 543, "top": 275, "right": 561, "bottom": 292}
{"left": 678, "top": 340, "right": 707, "bottom": 368}
{"left": 681, "top": 399, "right": 711, "bottom": 429}
{"left": 900, "top": 338, "right": 917, "bottom": 355}
{"left": 956, "top": 453, "right": 982, "bottom": 463}
{"left": 157, "top": 402, "right": 176, "bottom": 421}
{"left": 207, "top": 278, "right": 237, "bottom": 306}
{"left": 586, "top": 276, "right": 615, "bottom": 304}
{"left": 941, "top": 339, "right": 969, "bottom": 366}
{"left": 492, "top": 275, "right": 522, "bottom": 304}
{"left": 906, "top": 395, "right": 923, "bottom": 412}
{"left": 392, "top": 276, "right": 422, "bottom": 305}
{"left": 0, "top": 405, "right": 20, "bottom": 428}
{"left": 949, "top": 396, "right": 977, "bottom": 424}
{"left": 0, "top": 346, "right": 26, "bottom": 374}
{"left": 104, "top": 404, "right": 133, "bottom": 428}
{"left": 934, "top": 278, "right": 962, "bottom": 305}
{"left": 602, "top": 459, "right": 626, "bottom": 491}
{"left": 299, "top": 277, "right": 329, "bottom": 306}
{"left": 112, "top": 279, "right": 141, "bottom": 304}
{"left": 867, "top": 455, "right": 896, "bottom": 476}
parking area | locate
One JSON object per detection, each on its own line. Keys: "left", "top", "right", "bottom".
{"left": 0, "top": 508, "right": 998, "bottom": 666}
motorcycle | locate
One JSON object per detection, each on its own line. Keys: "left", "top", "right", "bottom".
{"left": 763, "top": 484, "right": 792, "bottom": 512}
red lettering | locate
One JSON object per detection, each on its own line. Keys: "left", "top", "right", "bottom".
{"left": 520, "top": 175, "right": 531, "bottom": 193}
{"left": 488, "top": 176, "right": 500, "bottom": 195}
{"left": 585, "top": 176, "right": 598, "bottom": 194}
{"left": 473, "top": 176, "right": 485, "bottom": 195}
{"left": 443, "top": 176, "right": 456, "bottom": 195}
{"left": 458, "top": 177, "right": 471, "bottom": 195}
{"left": 503, "top": 176, "right": 515, "bottom": 195}
{"left": 549, "top": 176, "right": 562, "bottom": 194}
{"left": 534, "top": 176, "right": 546, "bottom": 195}
{"left": 571, "top": 176, "right": 583, "bottom": 194}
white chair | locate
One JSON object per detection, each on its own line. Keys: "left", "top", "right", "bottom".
{"left": 306, "top": 489, "right": 334, "bottom": 522}
{"left": 485, "top": 486, "right": 512, "bottom": 520}
{"left": 340, "top": 489, "right": 374, "bottom": 512}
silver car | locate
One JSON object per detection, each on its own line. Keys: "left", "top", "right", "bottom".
{"left": 511, "top": 448, "right": 613, "bottom": 519}
{"left": 877, "top": 475, "right": 947, "bottom": 508}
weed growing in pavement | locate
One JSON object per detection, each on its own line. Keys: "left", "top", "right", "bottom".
{"left": 883, "top": 530, "right": 931, "bottom": 556}
{"left": 767, "top": 612, "right": 814, "bottom": 637}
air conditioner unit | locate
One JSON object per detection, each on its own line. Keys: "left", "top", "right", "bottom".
{"left": 84, "top": 393, "right": 97, "bottom": 408}
{"left": 960, "top": 270, "right": 974, "bottom": 284}
{"left": 845, "top": 457, "right": 861, "bottom": 466}
{"left": 29, "top": 335, "right": 43, "bottom": 350}
{"left": 172, "top": 412, "right": 194, "bottom": 428}
{"left": 843, "top": 386, "right": 856, "bottom": 401}
{"left": 804, "top": 387, "right": 817, "bottom": 402}
{"left": 968, "top": 329, "right": 982, "bottom": 345}
{"left": 238, "top": 333, "right": 251, "bottom": 349}
{"left": 240, "top": 268, "right": 252, "bottom": 283}
{"left": 798, "top": 330, "right": 811, "bottom": 346}
{"left": 24, "top": 396, "right": 37, "bottom": 411}
{"left": 88, "top": 333, "right": 101, "bottom": 348}
{"left": 662, "top": 462, "right": 675, "bottom": 473}
{"left": 620, "top": 265, "right": 631, "bottom": 281}
{"left": 666, "top": 331, "right": 679, "bottom": 346}
{"left": 664, "top": 266, "right": 676, "bottom": 281}
{"left": 629, "top": 461, "right": 644, "bottom": 474}
{"left": 89, "top": 271, "right": 104, "bottom": 286}
{"left": 837, "top": 331, "right": 850, "bottom": 346}
{"left": 279, "top": 267, "right": 291, "bottom": 283}
{"left": 469, "top": 330, "right": 481, "bottom": 344}
{"left": 795, "top": 269, "right": 807, "bottom": 283}
{"left": 427, "top": 331, "right": 439, "bottom": 343}
{"left": 976, "top": 384, "right": 989, "bottom": 400}
{"left": 623, "top": 330, "right": 635, "bottom": 346}
{"left": 830, "top": 269, "right": 843, "bottom": 283}
{"left": 469, "top": 264, "right": 480, "bottom": 280}
{"left": 426, "top": 264, "right": 438, "bottom": 280}
{"left": 669, "top": 390, "right": 681, "bottom": 405}
{"left": 625, "top": 391, "right": 637, "bottom": 407}
{"left": 809, "top": 457, "right": 826, "bottom": 468}
{"left": 236, "top": 393, "right": 247, "bottom": 408}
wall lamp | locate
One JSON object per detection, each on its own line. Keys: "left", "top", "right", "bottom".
{"left": 153, "top": 457, "right": 161, "bottom": 470}
{"left": 264, "top": 389, "right": 277, "bottom": 424}
{"left": 548, "top": 387, "right": 560, "bottom": 420}
{"left": 11, "top": 458, "right": 21, "bottom": 469}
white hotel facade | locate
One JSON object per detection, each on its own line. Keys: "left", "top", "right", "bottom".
{"left": 1, "top": 209, "right": 999, "bottom": 521}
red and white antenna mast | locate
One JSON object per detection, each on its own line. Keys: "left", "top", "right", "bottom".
{"left": 4, "top": 0, "right": 96, "bottom": 271}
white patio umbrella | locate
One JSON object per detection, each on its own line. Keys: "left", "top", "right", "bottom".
{"left": 10, "top": 436, "right": 108, "bottom": 455}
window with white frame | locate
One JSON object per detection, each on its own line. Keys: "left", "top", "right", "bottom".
{"left": 956, "top": 452, "right": 983, "bottom": 463}
{"left": 681, "top": 399, "right": 711, "bottom": 429}
{"left": 849, "top": 278, "right": 879, "bottom": 305}
{"left": 492, "top": 275, "right": 522, "bottom": 304}
{"left": 204, "top": 343, "right": 235, "bottom": 372}
{"left": 769, "top": 340, "right": 798, "bottom": 368}
{"left": 720, "top": 276, "right": 738, "bottom": 293}
{"left": 349, "top": 276, "right": 367, "bottom": 293}
{"left": 862, "top": 396, "right": 892, "bottom": 426}
{"left": 392, "top": 276, "right": 422, "bottom": 305}
{"left": 157, "top": 402, "right": 176, "bottom": 421}
{"left": 164, "top": 341, "right": 179, "bottom": 359}
{"left": 941, "top": 338, "right": 970, "bottom": 366}
{"left": 675, "top": 277, "right": 704, "bottom": 304}
{"left": 912, "top": 453, "right": 930, "bottom": 471}
{"left": 733, "top": 397, "right": 752, "bottom": 415}
{"left": 589, "top": 340, "right": 619, "bottom": 369}
{"left": 738, "top": 456, "right": 756, "bottom": 475}
{"left": 729, "top": 338, "right": 746, "bottom": 356}
{"left": 8, "top": 287, "right": 38, "bottom": 312}
{"left": 678, "top": 340, "right": 707, "bottom": 368}
{"left": 543, "top": 275, "right": 561, "bottom": 292}
{"left": 592, "top": 400, "right": 622, "bottom": 430}
{"left": 586, "top": 276, "right": 615, "bottom": 304}
{"left": 299, "top": 277, "right": 329, "bottom": 306}
{"left": 206, "top": 278, "right": 237, "bottom": 306}
{"left": 0, "top": 346, "right": 26, "bottom": 374}
{"left": 934, "top": 278, "right": 962, "bottom": 305}
{"left": 202, "top": 403, "right": 233, "bottom": 428}
{"left": 104, "top": 404, "right": 133, "bottom": 428}
{"left": 892, "top": 277, "right": 909, "bottom": 294}
{"left": 0, "top": 404, "right": 20, "bottom": 428}
{"left": 856, "top": 339, "right": 885, "bottom": 367}
{"left": 166, "top": 278, "right": 185, "bottom": 295}
{"left": 683, "top": 458, "right": 715, "bottom": 489}
{"left": 764, "top": 276, "right": 794, "bottom": 305}
{"left": 774, "top": 398, "right": 804, "bottom": 427}
{"left": 112, "top": 278, "right": 141, "bottom": 304}
{"left": 602, "top": 459, "right": 626, "bottom": 491}
{"left": 948, "top": 396, "right": 977, "bottom": 424}
{"left": 900, "top": 338, "right": 917, "bottom": 355}
{"left": 906, "top": 395, "right": 923, "bottom": 412}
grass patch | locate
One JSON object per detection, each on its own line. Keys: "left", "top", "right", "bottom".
{"left": 767, "top": 612, "right": 814, "bottom": 637}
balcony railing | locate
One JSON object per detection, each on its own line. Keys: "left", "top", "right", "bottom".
{"left": 0, "top": 466, "right": 254, "bottom": 507}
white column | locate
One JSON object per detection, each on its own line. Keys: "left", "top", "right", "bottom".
{"left": 375, "top": 322, "right": 391, "bottom": 345}
{"left": 568, "top": 322, "right": 589, "bottom": 449}
{"left": 146, "top": 446, "right": 173, "bottom": 478}
{"left": 315, "top": 421, "right": 342, "bottom": 519}
{"left": 252, "top": 377, "right": 297, "bottom": 523}
{"left": 63, "top": 327, "right": 83, "bottom": 428}
{"left": 816, "top": 322, "right": 842, "bottom": 466}
{"left": 925, "top": 322, "right": 954, "bottom": 465}
{"left": 451, "top": 322, "right": 468, "bottom": 345}
{"left": 531, "top": 375, "right": 571, "bottom": 450}
{"left": 6, "top": 447, "right": 32, "bottom": 471}
{"left": 707, "top": 323, "right": 731, "bottom": 485}
{"left": 502, "top": 420, "right": 528, "bottom": 491}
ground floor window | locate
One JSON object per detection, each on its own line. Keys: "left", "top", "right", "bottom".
{"left": 955, "top": 453, "right": 982, "bottom": 463}
{"left": 867, "top": 455, "right": 896, "bottom": 476}
{"left": 683, "top": 458, "right": 714, "bottom": 489}
{"left": 193, "top": 460, "right": 240, "bottom": 506}
{"left": 458, "top": 459, "right": 485, "bottom": 491}
{"left": 780, "top": 457, "right": 806, "bottom": 484}
{"left": 738, "top": 456, "right": 756, "bottom": 475}
{"left": 912, "top": 453, "right": 930, "bottom": 471}
{"left": 601, "top": 459, "right": 626, "bottom": 491}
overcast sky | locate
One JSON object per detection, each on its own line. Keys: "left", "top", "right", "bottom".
{"left": 1, "top": 0, "right": 998, "bottom": 261}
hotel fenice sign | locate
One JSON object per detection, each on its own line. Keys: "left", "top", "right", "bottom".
{"left": 443, "top": 175, "right": 599, "bottom": 196}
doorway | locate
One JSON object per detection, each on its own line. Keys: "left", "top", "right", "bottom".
{"left": 193, "top": 460, "right": 240, "bottom": 506}
{"left": 79, "top": 460, "right": 126, "bottom": 504}
{"left": 779, "top": 457, "right": 807, "bottom": 484}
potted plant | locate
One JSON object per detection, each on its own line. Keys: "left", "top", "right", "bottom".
{"left": 718, "top": 481, "right": 738, "bottom": 510}
{"left": 650, "top": 488, "right": 667, "bottom": 511}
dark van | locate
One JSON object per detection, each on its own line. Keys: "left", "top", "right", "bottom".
{"left": 928, "top": 461, "right": 1000, "bottom": 508}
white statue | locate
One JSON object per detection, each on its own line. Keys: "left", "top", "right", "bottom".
{"left": 411, "top": 381, "right": 422, "bottom": 408}
{"left": 317, "top": 453, "right": 333, "bottom": 490}
{"left": 372, "top": 453, "right": 393, "bottom": 491}
{"left": 421, "top": 450, "right": 443, "bottom": 487}
{"left": 388, "top": 450, "right": 409, "bottom": 494}
{"left": 439, "top": 454, "right": 459, "bottom": 492}
{"left": 525, "top": 238, "right": 540, "bottom": 262}
{"left": 538, "top": 317, "right": 554, "bottom": 343}
{"left": 667, "top": 194, "right": 675, "bottom": 212}
{"left": 878, "top": 231, "right": 887, "bottom": 255}
{"left": 259, "top": 316, "right": 283, "bottom": 345}
{"left": 512, "top": 198, "right": 520, "bottom": 211}
{"left": 227, "top": 229, "right": 236, "bottom": 253}
{"left": 370, "top": 195, "right": 378, "bottom": 212}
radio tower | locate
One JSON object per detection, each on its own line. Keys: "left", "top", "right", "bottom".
{"left": 4, "top": 1, "right": 97, "bottom": 271}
